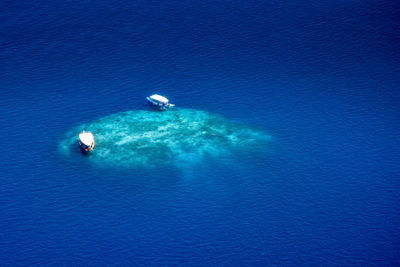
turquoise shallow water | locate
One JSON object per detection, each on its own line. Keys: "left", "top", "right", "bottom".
{"left": 60, "top": 108, "right": 271, "bottom": 168}
{"left": 0, "top": 0, "right": 400, "bottom": 265}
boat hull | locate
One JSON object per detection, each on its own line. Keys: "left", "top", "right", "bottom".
{"left": 79, "top": 140, "right": 95, "bottom": 153}
{"left": 147, "top": 97, "right": 170, "bottom": 111}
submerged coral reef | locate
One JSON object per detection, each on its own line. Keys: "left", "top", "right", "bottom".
{"left": 60, "top": 108, "right": 270, "bottom": 168}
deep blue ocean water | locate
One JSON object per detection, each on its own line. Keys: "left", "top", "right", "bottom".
{"left": 1, "top": 0, "right": 400, "bottom": 265}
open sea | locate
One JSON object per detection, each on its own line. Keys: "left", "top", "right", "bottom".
{"left": 1, "top": 0, "right": 399, "bottom": 265}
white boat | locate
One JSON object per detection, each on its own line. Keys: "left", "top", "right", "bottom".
{"left": 147, "top": 94, "right": 175, "bottom": 110}
{"left": 79, "top": 131, "right": 95, "bottom": 152}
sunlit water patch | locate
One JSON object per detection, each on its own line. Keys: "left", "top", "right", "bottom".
{"left": 60, "top": 109, "right": 271, "bottom": 168}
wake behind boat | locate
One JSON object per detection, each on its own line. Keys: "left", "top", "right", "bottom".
{"left": 147, "top": 94, "right": 175, "bottom": 110}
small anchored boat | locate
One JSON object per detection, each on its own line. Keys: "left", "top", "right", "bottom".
{"left": 147, "top": 94, "right": 175, "bottom": 111}
{"left": 79, "top": 131, "right": 95, "bottom": 152}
